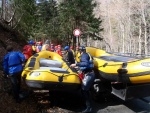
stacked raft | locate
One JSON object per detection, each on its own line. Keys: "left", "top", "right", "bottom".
{"left": 86, "top": 47, "right": 150, "bottom": 84}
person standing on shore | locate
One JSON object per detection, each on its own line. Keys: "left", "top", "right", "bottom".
{"left": 3, "top": 45, "right": 25, "bottom": 103}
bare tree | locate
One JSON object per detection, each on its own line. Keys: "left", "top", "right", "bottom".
{"left": 93, "top": 0, "right": 150, "bottom": 56}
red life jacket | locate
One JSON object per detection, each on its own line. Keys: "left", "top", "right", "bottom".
{"left": 56, "top": 49, "right": 62, "bottom": 56}
{"left": 22, "top": 45, "right": 33, "bottom": 60}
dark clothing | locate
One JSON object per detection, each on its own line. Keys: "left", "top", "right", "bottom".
{"left": 9, "top": 72, "right": 21, "bottom": 102}
{"left": 66, "top": 50, "right": 75, "bottom": 64}
{"left": 82, "top": 90, "right": 92, "bottom": 108}
{"left": 77, "top": 52, "right": 95, "bottom": 112}
{"left": 82, "top": 71, "right": 95, "bottom": 91}
{"left": 81, "top": 71, "right": 95, "bottom": 112}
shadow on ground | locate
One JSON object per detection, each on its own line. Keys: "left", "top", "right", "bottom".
{"left": 29, "top": 90, "right": 123, "bottom": 113}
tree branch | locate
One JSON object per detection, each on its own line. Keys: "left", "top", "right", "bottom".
{"left": 13, "top": 13, "right": 24, "bottom": 29}
{"left": 7, "top": 9, "right": 16, "bottom": 24}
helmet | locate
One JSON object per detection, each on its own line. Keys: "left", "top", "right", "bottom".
{"left": 55, "top": 46, "right": 58, "bottom": 49}
{"left": 39, "top": 41, "right": 43, "bottom": 45}
{"left": 76, "top": 46, "right": 79, "bottom": 49}
{"left": 70, "top": 46, "right": 73, "bottom": 49}
{"left": 58, "top": 45, "right": 61, "bottom": 49}
{"left": 58, "top": 47, "right": 61, "bottom": 49}
{"left": 64, "top": 46, "right": 69, "bottom": 50}
{"left": 28, "top": 40, "right": 34, "bottom": 45}
{"left": 79, "top": 46, "right": 86, "bottom": 52}
{"left": 51, "top": 48, "right": 54, "bottom": 51}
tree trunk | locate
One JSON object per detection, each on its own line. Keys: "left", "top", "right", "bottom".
{"left": 140, "top": 0, "right": 147, "bottom": 54}
{"left": 106, "top": 0, "right": 112, "bottom": 51}
{"left": 1, "top": 0, "right": 6, "bottom": 20}
{"left": 138, "top": 19, "right": 142, "bottom": 54}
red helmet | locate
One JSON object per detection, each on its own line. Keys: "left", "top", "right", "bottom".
{"left": 58, "top": 47, "right": 61, "bottom": 49}
{"left": 51, "top": 48, "right": 54, "bottom": 51}
{"left": 70, "top": 46, "right": 73, "bottom": 49}
{"left": 39, "top": 41, "right": 43, "bottom": 45}
{"left": 55, "top": 46, "right": 58, "bottom": 49}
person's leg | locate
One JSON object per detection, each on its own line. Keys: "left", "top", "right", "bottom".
{"left": 81, "top": 72, "right": 95, "bottom": 113}
{"left": 16, "top": 72, "right": 21, "bottom": 92}
{"left": 82, "top": 90, "right": 91, "bottom": 106}
{"left": 10, "top": 75, "right": 20, "bottom": 102}
{"left": 82, "top": 72, "right": 95, "bottom": 91}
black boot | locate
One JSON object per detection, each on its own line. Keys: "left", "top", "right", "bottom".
{"left": 82, "top": 90, "right": 93, "bottom": 113}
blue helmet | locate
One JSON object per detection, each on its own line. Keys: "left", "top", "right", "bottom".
{"left": 64, "top": 46, "right": 70, "bottom": 50}
{"left": 28, "top": 40, "right": 34, "bottom": 45}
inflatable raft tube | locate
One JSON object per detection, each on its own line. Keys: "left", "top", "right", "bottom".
{"left": 40, "top": 58, "right": 62, "bottom": 67}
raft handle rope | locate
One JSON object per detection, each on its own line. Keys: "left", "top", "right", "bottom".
{"left": 36, "top": 67, "right": 79, "bottom": 83}
{"left": 59, "top": 67, "right": 70, "bottom": 82}
{"left": 99, "top": 62, "right": 128, "bottom": 68}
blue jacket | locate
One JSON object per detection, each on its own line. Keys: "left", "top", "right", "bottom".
{"left": 3, "top": 51, "right": 25, "bottom": 75}
{"left": 76, "top": 52, "right": 94, "bottom": 71}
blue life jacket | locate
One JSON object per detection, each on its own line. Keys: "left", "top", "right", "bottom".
{"left": 80, "top": 53, "right": 94, "bottom": 71}
{"left": 87, "top": 53, "right": 94, "bottom": 69}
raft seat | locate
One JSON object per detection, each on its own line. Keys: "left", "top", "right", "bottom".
{"left": 39, "top": 67, "right": 69, "bottom": 74}
{"left": 39, "top": 58, "right": 62, "bottom": 68}
{"left": 39, "top": 58, "right": 69, "bottom": 73}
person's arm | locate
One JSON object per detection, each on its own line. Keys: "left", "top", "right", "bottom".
{"left": 18, "top": 52, "right": 26, "bottom": 63}
{"left": 76, "top": 61, "right": 89, "bottom": 67}
{"left": 70, "top": 53, "right": 89, "bottom": 67}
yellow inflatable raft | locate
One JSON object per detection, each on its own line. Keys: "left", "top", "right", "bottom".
{"left": 86, "top": 47, "right": 150, "bottom": 84}
{"left": 22, "top": 51, "right": 81, "bottom": 91}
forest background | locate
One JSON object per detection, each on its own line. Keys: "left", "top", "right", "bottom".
{"left": 0, "top": 0, "right": 150, "bottom": 55}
